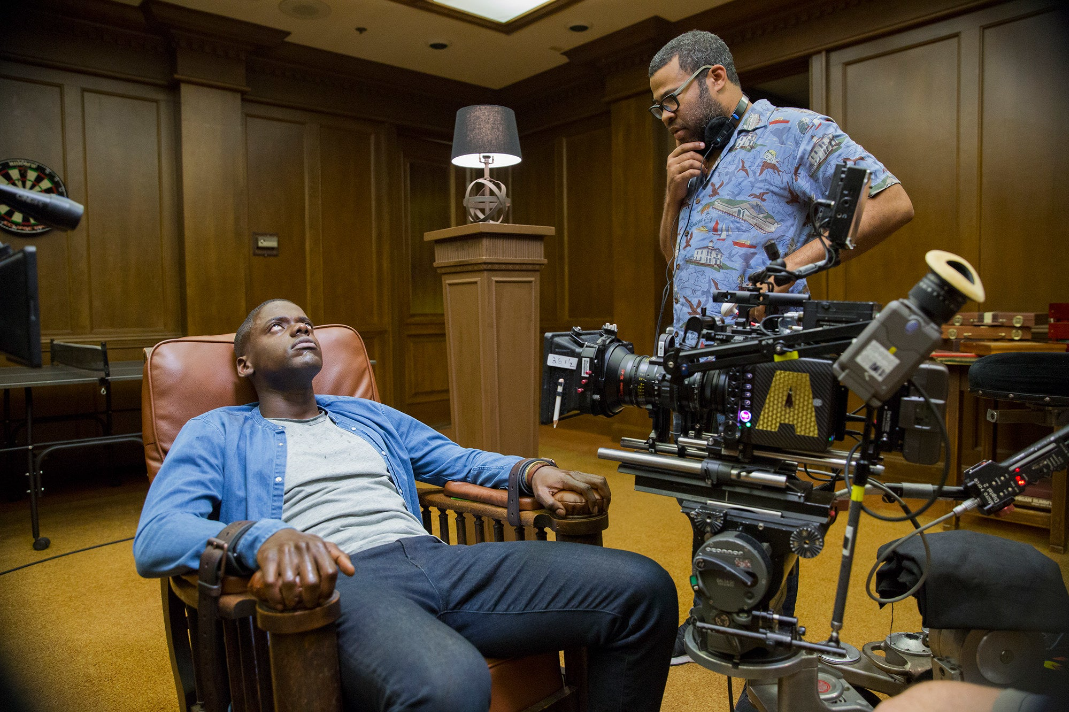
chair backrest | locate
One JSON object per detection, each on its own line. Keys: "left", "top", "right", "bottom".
{"left": 142, "top": 324, "right": 379, "bottom": 480}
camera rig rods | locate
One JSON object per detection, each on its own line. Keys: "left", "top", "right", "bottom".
{"left": 665, "top": 321, "right": 870, "bottom": 382}
{"left": 694, "top": 621, "right": 845, "bottom": 657}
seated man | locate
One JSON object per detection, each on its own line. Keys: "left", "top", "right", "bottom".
{"left": 134, "top": 299, "right": 677, "bottom": 712}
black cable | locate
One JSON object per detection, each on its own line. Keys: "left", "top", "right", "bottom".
{"left": 859, "top": 379, "right": 950, "bottom": 522}
{"left": 0, "top": 536, "right": 133, "bottom": 576}
{"left": 864, "top": 497, "right": 952, "bottom": 606}
{"left": 727, "top": 677, "right": 735, "bottom": 712}
{"left": 835, "top": 439, "right": 863, "bottom": 492}
{"left": 802, "top": 463, "right": 834, "bottom": 483}
{"left": 655, "top": 160, "right": 707, "bottom": 344}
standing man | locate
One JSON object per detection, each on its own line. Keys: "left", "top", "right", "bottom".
{"left": 648, "top": 30, "right": 915, "bottom": 676}
{"left": 650, "top": 30, "right": 914, "bottom": 334}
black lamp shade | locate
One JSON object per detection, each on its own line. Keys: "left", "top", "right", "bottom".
{"left": 451, "top": 105, "right": 522, "bottom": 168}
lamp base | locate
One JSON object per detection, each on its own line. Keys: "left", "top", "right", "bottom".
{"left": 464, "top": 177, "right": 511, "bottom": 223}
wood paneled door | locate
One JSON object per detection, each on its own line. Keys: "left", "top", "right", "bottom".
{"left": 813, "top": 0, "right": 1068, "bottom": 314}
{"left": 0, "top": 61, "right": 182, "bottom": 361}
{"left": 239, "top": 103, "right": 394, "bottom": 404}
{"left": 392, "top": 135, "right": 463, "bottom": 427}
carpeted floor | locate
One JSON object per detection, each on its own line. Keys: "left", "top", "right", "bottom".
{"left": 0, "top": 424, "right": 1066, "bottom": 711}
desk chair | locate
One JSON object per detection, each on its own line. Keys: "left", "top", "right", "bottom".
{"left": 141, "top": 324, "right": 608, "bottom": 712}
{"left": 968, "top": 352, "right": 1069, "bottom": 552}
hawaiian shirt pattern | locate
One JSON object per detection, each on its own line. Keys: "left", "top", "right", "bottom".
{"left": 671, "top": 99, "right": 899, "bottom": 334}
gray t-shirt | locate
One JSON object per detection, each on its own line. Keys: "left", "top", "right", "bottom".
{"left": 268, "top": 410, "right": 430, "bottom": 556}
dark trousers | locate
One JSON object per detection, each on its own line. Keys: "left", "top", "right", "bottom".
{"left": 333, "top": 536, "right": 678, "bottom": 712}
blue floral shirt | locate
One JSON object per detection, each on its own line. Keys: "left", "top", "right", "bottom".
{"left": 671, "top": 99, "right": 899, "bottom": 334}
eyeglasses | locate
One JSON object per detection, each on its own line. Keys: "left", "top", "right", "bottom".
{"left": 649, "top": 65, "right": 714, "bottom": 120}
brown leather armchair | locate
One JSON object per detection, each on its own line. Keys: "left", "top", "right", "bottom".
{"left": 141, "top": 324, "right": 608, "bottom": 712}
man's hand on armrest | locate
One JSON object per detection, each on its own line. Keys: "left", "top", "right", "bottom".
{"left": 530, "top": 467, "right": 611, "bottom": 518}
{"left": 249, "top": 529, "right": 355, "bottom": 611}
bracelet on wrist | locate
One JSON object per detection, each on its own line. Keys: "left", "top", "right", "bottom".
{"left": 521, "top": 458, "right": 556, "bottom": 490}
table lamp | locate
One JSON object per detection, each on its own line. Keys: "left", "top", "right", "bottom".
{"left": 451, "top": 105, "right": 522, "bottom": 223}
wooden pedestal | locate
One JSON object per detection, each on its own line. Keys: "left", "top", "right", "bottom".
{"left": 425, "top": 223, "right": 552, "bottom": 457}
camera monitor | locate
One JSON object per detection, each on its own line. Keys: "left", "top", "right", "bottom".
{"left": 0, "top": 245, "right": 42, "bottom": 367}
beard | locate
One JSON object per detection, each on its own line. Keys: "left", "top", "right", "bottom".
{"left": 694, "top": 82, "right": 729, "bottom": 142}
{"left": 672, "top": 82, "right": 728, "bottom": 145}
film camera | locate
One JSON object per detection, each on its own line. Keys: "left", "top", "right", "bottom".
{"left": 538, "top": 165, "right": 990, "bottom": 710}
{"left": 541, "top": 315, "right": 945, "bottom": 659}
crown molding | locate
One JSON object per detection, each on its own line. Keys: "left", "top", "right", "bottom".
{"left": 676, "top": 0, "right": 996, "bottom": 73}
{"left": 562, "top": 15, "right": 673, "bottom": 71}
{"left": 245, "top": 43, "right": 493, "bottom": 133}
{"left": 495, "top": 0, "right": 1001, "bottom": 116}
{"left": 144, "top": 1, "right": 291, "bottom": 51}
{"left": 2, "top": 0, "right": 168, "bottom": 55}
{"left": 252, "top": 42, "right": 491, "bottom": 105}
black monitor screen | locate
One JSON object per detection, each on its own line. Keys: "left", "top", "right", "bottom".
{"left": 0, "top": 245, "right": 42, "bottom": 367}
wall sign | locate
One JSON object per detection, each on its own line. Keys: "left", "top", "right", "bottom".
{"left": 0, "top": 158, "right": 69, "bottom": 235}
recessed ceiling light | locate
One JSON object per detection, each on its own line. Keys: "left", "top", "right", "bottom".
{"left": 431, "top": 0, "right": 554, "bottom": 24}
{"left": 568, "top": 23, "right": 590, "bottom": 32}
{"left": 278, "top": 0, "right": 331, "bottom": 20}
{"left": 429, "top": 42, "right": 449, "bottom": 50}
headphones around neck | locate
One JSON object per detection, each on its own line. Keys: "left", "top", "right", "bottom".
{"left": 702, "top": 95, "right": 750, "bottom": 156}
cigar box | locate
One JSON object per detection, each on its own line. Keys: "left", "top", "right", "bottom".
{"left": 947, "top": 311, "right": 1046, "bottom": 327}
{"left": 965, "top": 341, "right": 1067, "bottom": 355}
{"left": 941, "top": 325, "right": 1030, "bottom": 341}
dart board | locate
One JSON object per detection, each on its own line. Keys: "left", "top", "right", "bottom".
{"left": 0, "top": 158, "right": 69, "bottom": 235}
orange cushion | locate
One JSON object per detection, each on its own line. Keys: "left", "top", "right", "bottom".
{"left": 141, "top": 324, "right": 378, "bottom": 480}
{"left": 487, "top": 652, "right": 565, "bottom": 712}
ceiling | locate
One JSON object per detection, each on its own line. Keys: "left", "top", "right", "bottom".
{"left": 115, "top": 0, "right": 732, "bottom": 89}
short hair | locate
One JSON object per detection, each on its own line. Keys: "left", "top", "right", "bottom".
{"left": 234, "top": 299, "right": 292, "bottom": 359}
{"left": 649, "top": 30, "right": 740, "bottom": 86}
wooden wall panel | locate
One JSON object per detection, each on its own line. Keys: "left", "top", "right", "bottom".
{"left": 238, "top": 103, "right": 394, "bottom": 403}
{"left": 0, "top": 62, "right": 181, "bottom": 359}
{"left": 407, "top": 161, "right": 450, "bottom": 316}
{"left": 0, "top": 74, "right": 74, "bottom": 335}
{"left": 829, "top": 36, "right": 964, "bottom": 306}
{"left": 510, "top": 136, "right": 559, "bottom": 326}
{"left": 563, "top": 126, "right": 614, "bottom": 323}
{"left": 320, "top": 125, "right": 379, "bottom": 327}
{"left": 977, "top": 7, "right": 1069, "bottom": 312}
{"left": 510, "top": 114, "right": 613, "bottom": 337}
{"left": 245, "top": 115, "right": 308, "bottom": 308}
{"left": 83, "top": 91, "right": 167, "bottom": 332}
{"left": 180, "top": 83, "right": 249, "bottom": 337}
{"left": 825, "top": 0, "right": 1065, "bottom": 316}
{"left": 404, "top": 332, "right": 451, "bottom": 404}
{"left": 393, "top": 136, "right": 456, "bottom": 426}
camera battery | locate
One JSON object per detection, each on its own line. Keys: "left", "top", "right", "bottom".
{"left": 833, "top": 299, "right": 942, "bottom": 406}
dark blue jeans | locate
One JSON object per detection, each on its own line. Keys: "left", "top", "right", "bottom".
{"left": 333, "top": 536, "right": 677, "bottom": 712}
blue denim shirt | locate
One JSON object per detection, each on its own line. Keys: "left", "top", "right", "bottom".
{"left": 134, "top": 395, "right": 522, "bottom": 578}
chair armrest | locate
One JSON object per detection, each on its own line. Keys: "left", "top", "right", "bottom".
{"left": 419, "top": 486, "right": 608, "bottom": 544}
{"left": 172, "top": 573, "right": 258, "bottom": 618}
{"left": 443, "top": 481, "right": 539, "bottom": 510}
